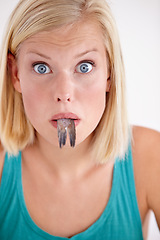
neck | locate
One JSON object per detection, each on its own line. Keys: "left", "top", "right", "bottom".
{"left": 23, "top": 134, "right": 95, "bottom": 180}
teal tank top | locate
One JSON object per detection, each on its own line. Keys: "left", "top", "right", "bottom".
{"left": 0, "top": 145, "right": 143, "bottom": 240}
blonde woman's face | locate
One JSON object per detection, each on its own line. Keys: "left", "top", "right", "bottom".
{"left": 11, "top": 20, "right": 110, "bottom": 148}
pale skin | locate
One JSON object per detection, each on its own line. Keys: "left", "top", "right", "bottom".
{"left": 0, "top": 20, "right": 160, "bottom": 238}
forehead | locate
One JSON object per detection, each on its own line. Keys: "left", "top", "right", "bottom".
{"left": 19, "top": 20, "right": 105, "bottom": 53}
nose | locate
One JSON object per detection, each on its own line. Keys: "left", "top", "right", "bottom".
{"left": 54, "top": 72, "right": 73, "bottom": 103}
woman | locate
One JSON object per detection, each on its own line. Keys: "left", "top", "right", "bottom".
{"left": 0, "top": 0, "right": 159, "bottom": 239}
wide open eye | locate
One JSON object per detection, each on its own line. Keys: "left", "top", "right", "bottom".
{"left": 33, "top": 63, "right": 51, "bottom": 74}
{"left": 76, "top": 62, "right": 93, "bottom": 74}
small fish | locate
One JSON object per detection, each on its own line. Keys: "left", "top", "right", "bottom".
{"left": 57, "top": 119, "right": 76, "bottom": 148}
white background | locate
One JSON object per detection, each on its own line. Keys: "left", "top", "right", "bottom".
{"left": 110, "top": 1, "right": 160, "bottom": 238}
{"left": 110, "top": 0, "right": 160, "bottom": 133}
{"left": 0, "top": 0, "right": 160, "bottom": 239}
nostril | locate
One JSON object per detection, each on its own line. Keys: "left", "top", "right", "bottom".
{"left": 57, "top": 97, "right": 71, "bottom": 102}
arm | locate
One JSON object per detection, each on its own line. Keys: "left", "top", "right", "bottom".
{"left": 0, "top": 146, "right": 5, "bottom": 183}
{"left": 145, "top": 129, "right": 160, "bottom": 229}
{"left": 132, "top": 126, "right": 160, "bottom": 229}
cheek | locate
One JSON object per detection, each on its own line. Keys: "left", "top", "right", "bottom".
{"left": 87, "top": 89, "right": 105, "bottom": 108}
{"left": 20, "top": 80, "right": 45, "bottom": 119}
{"left": 82, "top": 82, "right": 106, "bottom": 118}
{"left": 76, "top": 84, "right": 106, "bottom": 143}
{"left": 84, "top": 72, "right": 107, "bottom": 106}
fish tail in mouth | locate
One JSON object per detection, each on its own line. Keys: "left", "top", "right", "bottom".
{"left": 57, "top": 119, "right": 76, "bottom": 148}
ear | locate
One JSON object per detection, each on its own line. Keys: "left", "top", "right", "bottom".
{"left": 106, "top": 76, "right": 111, "bottom": 92}
{"left": 8, "top": 53, "right": 22, "bottom": 93}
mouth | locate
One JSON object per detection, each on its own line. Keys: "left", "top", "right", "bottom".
{"left": 50, "top": 113, "right": 80, "bottom": 128}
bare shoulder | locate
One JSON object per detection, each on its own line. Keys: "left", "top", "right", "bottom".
{"left": 0, "top": 145, "right": 5, "bottom": 182}
{"left": 132, "top": 125, "right": 160, "bottom": 228}
{"left": 132, "top": 126, "right": 160, "bottom": 172}
{"left": 132, "top": 125, "right": 160, "bottom": 146}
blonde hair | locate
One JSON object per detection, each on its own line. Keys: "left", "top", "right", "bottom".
{"left": 0, "top": 0, "right": 130, "bottom": 162}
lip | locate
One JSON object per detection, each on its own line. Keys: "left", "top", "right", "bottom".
{"left": 50, "top": 112, "right": 80, "bottom": 128}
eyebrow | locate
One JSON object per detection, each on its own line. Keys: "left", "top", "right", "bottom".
{"left": 75, "top": 48, "right": 98, "bottom": 58}
{"left": 26, "top": 48, "right": 98, "bottom": 60}
{"left": 26, "top": 51, "right": 51, "bottom": 60}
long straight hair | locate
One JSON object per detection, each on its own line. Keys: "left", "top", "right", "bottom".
{"left": 0, "top": 0, "right": 130, "bottom": 163}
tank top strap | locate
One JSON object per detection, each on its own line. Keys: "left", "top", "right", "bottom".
{"left": 0, "top": 152, "right": 21, "bottom": 218}
{"left": 114, "top": 143, "right": 143, "bottom": 237}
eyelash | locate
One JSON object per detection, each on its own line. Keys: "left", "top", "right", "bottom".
{"left": 32, "top": 62, "right": 51, "bottom": 74}
{"left": 32, "top": 60, "right": 96, "bottom": 74}
{"left": 75, "top": 60, "right": 95, "bottom": 73}
{"left": 79, "top": 60, "right": 95, "bottom": 68}
{"left": 78, "top": 60, "right": 95, "bottom": 66}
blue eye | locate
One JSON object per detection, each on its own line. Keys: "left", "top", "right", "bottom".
{"left": 33, "top": 63, "right": 51, "bottom": 74}
{"left": 76, "top": 62, "right": 93, "bottom": 73}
